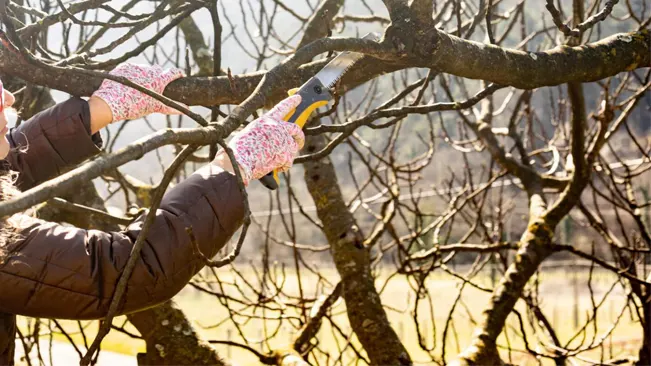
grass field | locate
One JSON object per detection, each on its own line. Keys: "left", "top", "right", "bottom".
{"left": 15, "top": 263, "right": 645, "bottom": 365}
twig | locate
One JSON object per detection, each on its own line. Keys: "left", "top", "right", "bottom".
{"left": 46, "top": 197, "right": 133, "bottom": 226}
{"left": 79, "top": 145, "right": 197, "bottom": 365}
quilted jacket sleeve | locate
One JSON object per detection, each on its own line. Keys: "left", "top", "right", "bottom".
{"left": 0, "top": 99, "right": 245, "bottom": 320}
{"left": 5, "top": 97, "right": 103, "bottom": 190}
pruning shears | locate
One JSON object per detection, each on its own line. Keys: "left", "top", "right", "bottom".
{"left": 259, "top": 32, "right": 380, "bottom": 190}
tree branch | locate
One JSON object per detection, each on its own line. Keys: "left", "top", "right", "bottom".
{"left": 2, "top": 29, "right": 647, "bottom": 107}
{"left": 297, "top": 0, "right": 344, "bottom": 49}
{"left": 426, "top": 29, "right": 650, "bottom": 89}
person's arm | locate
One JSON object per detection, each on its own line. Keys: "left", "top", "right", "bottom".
{"left": 88, "top": 96, "right": 113, "bottom": 134}
{"left": 5, "top": 97, "right": 103, "bottom": 190}
{"left": 0, "top": 95, "right": 303, "bottom": 320}
{"left": 0, "top": 164, "right": 245, "bottom": 320}
{"left": 4, "top": 63, "right": 185, "bottom": 190}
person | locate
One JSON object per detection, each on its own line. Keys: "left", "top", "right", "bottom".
{"left": 0, "top": 63, "right": 304, "bottom": 363}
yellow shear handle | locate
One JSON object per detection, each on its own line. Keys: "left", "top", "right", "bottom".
{"left": 282, "top": 88, "right": 329, "bottom": 127}
{"left": 269, "top": 88, "right": 329, "bottom": 185}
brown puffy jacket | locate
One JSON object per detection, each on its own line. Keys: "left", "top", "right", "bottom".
{"left": 0, "top": 98, "right": 245, "bottom": 364}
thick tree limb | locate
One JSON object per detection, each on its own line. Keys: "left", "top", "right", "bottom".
{"left": 303, "top": 133, "right": 412, "bottom": 365}
{"left": 178, "top": 6, "right": 214, "bottom": 75}
{"left": 129, "top": 301, "right": 229, "bottom": 366}
{"left": 296, "top": 3, "right": 411, "bottom": 363}
{"left": 382, "top": 0, "right": 409, "bottom": 21}
{"left": 409, "top": 0, "right": 434, "bottom": 25}
{"left": 0, "top": 31, "right": 390, "bottom": 105}
{"left": 454, "top": 196, "right": 555, "bottom": 365}
{"left": 425, "top": 29, "right": 650, "bottom": 89}
{"left": 1, "top": 30, "right": 648, "bottom": 107}
{"left": 0, "top": 35, "right": 390, "bottom": 218}
{"left": 296, "top": 0, "right": 344, "bottom": 49}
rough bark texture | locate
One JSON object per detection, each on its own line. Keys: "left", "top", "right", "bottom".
{"left": 1, "top": 28, "right": 648, "bottom": 106}
{"left": 453, "top": 219, "right": 555, "bottom": 365}
{"left": 453, "top": 6, "right": 600, "bottom": 359}
{"left": 293, "top": 1, "right": 410, "bottom": 363}
{"left": 303, "top": 132, "right": 411, "bottom": 365}
{"left": 128, "top": 301, "right": 228, "bottom": 366}
{"left": 425, "top": 29, "right": 650, "bottom": 88}
{"left": 178, "top": 11, "right": 213, "bottom": 76}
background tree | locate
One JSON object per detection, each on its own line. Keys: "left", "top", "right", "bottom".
{"left": 0, "top": 0, "right": 649, "bottom": 365}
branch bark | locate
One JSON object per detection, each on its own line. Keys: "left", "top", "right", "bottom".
{"left": 294, "top": 1, "right": 411, "bottom": 363}
{"left": 303, "top": 132, "right": 411, "bottom": 365}
{"left": 424, "top": 29, "right": 650, "bottom": 88}
{"left": 1, "top": 29, "right": 648, "bottom": 107}
{"left": 453, "top": 4, "right": 618, "bottom": 363}
{"left": 296, "top": 0, "right": 344, "bottom": 49}
{"left": 128, "top": 301, "right": 229, "bottom": 366}
{"left": 178, "top": 9, "right": 213, "bottom": 76}
{"left": 453, "top": 190, "right": 555, "bottom": 365}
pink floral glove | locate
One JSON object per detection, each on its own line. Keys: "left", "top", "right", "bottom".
{"left": 91, "top": 63, "right": 186, "bottom": 122}
{"left": 218, "top": 95, "right": 305, "bottom": 186}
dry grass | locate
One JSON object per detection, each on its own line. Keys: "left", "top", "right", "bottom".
{"left": 16, "top": 265, "right": 644, "bottom": 365}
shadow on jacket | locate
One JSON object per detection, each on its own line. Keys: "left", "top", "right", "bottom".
{"left": 0, "top": 98, "right": 245, "bottom": 365}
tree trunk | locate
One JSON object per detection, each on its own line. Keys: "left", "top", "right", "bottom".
{"left": 128, "top": 301, "right": 228, "bottom": 366}
{"left": 454, "top": 219, "right": 554, "bottom": 365}
{"left": 293, "top": 0, "right": 410, "bottom": 361}
{"left": 303, "top": 133, "right": 411, "bottom": 365}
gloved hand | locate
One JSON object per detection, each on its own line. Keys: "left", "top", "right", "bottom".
{"left": 214, "top": 95, "right": 305, "bottom": 186}
{"left": 91, "top": 63, "right": 186, "bottom": 122}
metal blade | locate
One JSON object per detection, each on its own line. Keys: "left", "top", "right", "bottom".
{"left": 313, "top": 52, "right": 364, "bottom": 89}
{"left": 314, "top": 32, "right": 379, "bottom": 89}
